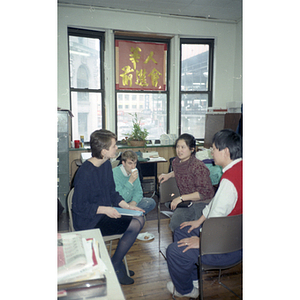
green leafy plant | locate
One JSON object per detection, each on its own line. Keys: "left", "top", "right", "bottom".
{"left": 125, "top": 113, "right": 149, "bottom": 141}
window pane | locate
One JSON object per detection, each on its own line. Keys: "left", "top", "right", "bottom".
{"left": 69, "top": 36, "right": 101, "bottom": 89}
{"left": 71, "top": 92, "right": 102, "bottom": 141}
{"left": 181, "top": 44, "right": 209, "bottom": 92}
{"left": 117, "top": 93, "right": 167, "bottom": 141}
{"left": 181, "top": 94, "right": 207, "bottom": 139}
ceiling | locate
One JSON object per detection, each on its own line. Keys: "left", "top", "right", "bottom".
{"left": 58, "top": 0, "right": 242, "bottom": 22}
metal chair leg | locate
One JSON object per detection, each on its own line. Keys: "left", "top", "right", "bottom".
{"left": 158, "top": 201, "right": 161, "bottom": 252}
{"left": 108, "top": 240, "right": 112, "bottom": 256}
{"left": 158, "top": 200, "right": 168, "bottom": 260}
{"left": 199, "top": 267, "right": 204, "bottom": 300}
{"left": 218, "top": 269, "right": 242, "bottom": 299}
{"left": 123, "top": 255, "right": 130, "bottom": 277}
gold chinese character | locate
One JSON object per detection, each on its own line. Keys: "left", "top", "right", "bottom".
{"left": 144, "top": 51, "right": 157, "bottom": 64}
{"left": 148, "top": 68, "right": 162, "bottom": 87}
{"left": 135, "top": 69, "right": 149, "bottom": 87}
{"left": 120, "top": 65, "right": 134, "bottom": 87}
{"left": 129, "top": 47, "right": 141, "bottom": 69}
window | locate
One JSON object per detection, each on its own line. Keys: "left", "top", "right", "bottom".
{"left": 68, "top": 28, "right": 104, "bottom": 142}
{"left": 115, "top": 37, "right": 169, "bottom": 141}
{"left": 180, "top": 39, "right": 214, "bottom": 139}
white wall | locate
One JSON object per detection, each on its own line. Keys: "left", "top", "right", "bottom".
{"left": 58, "top": 5, "right": 242, "bottom": 132}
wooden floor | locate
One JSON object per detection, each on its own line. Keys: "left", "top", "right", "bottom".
{"left": 109, "top": 218, "right": 243, "bottom": 300}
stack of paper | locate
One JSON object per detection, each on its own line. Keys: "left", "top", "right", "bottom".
{"left": 57, "top": 233, "right": 107, "bottom": 298}
{"left": 142, "top": 151, "right": 159, "bottom": 158}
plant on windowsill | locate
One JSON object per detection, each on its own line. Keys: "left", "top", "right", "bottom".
{"left": 124, "top": 113, "right": 149, "bottom": 147}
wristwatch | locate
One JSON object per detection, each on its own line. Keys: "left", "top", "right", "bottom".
{"left": 180, "top": 196, "right": 183, "bottom": 202}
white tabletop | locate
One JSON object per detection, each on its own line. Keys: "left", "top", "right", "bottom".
{"left": 65, "top": 228, "right": 125, "bottom": 300}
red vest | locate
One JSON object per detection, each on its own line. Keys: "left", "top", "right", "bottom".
{"left": 221, "top": 160, "right": 243, "bottom": 216}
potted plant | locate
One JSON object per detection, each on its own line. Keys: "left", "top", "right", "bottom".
{"left": 124, "top": 113, "right": 149, "bottom": 147}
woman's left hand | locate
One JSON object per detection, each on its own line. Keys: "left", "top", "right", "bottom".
{"left": 177, "top": 236, "right": 200, "bottom": 253}
{"left": 170, "top": 197, "right": 182, "bottom": 210}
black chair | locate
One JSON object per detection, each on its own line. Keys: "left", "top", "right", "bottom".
{"left": 198, "top": 214, "right": 242, "bottom": 300}
{"left": 158, "top": 177, "right": 179, "bottom": 259}
{"left": 168, "top": 157, "right": 176, "bottom": 172}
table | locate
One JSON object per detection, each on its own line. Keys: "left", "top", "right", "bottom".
{"left": 139, "top": 157, "right": 167, "bottom": 193}
{"left": 63, "top": 229, "right": 125, "bottom": 300}
{"left": 69, "top": 145, "right": 175, "bottom": 182}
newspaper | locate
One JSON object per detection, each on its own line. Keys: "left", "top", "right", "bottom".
{"left": 57, "top": 233, "right": 107, "bottom": 285}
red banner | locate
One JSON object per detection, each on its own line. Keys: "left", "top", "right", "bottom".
{"left": 116, "top": 40, "right": 167, "bottom": 91}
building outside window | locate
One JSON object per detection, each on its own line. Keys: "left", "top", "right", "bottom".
{"left": 180, "top": 39, "right": 214, "bottom": 140}
{"left": 68, "top": 28, "right": 104, "bottom": 142}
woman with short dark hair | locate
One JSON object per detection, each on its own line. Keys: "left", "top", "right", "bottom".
{"left": 72, "top": 129, "right": 145, "bottom": 285}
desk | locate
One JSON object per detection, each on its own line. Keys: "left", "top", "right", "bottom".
{"left": 139, "top": 157, "right": 166, "bottom": 193}
{"left": 66, "top": 229, "right": 125, "bottom": 300}
{"left": 69, "top": 146, "right": 175, "bottom": 182}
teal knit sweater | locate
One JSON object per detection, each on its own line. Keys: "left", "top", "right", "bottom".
{"left": 112, "top": 165, "right": 143, "bottom": 204}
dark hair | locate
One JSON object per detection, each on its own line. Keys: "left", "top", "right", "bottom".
{"left": 212, "top": 129, "right": 242, "bottom": 160}
{"left": 175, "top": 133, "right": 196, "bottom": 155}
{"left": 90, "top": 129, "right": 117, "bottom": 159}
{"left": 121, "top": 150, "right": 138, "bottom": 163}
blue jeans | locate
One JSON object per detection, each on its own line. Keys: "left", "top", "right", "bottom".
{"left": 167, "top": 226, "right": 200, "bottom": 295}
{"left": 167, "top": 225, "right": 242, "bottom": 295}
{"left": 136, "top": 197, "right": 156, "bottom": 215}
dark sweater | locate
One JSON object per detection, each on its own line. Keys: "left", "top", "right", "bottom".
{"left": 72, "top": 160, "right": 123, "bottom": 231}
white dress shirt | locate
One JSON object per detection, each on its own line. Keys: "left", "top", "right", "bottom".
{"left": 202, "top": 158, "right": 242, "bottom": 219}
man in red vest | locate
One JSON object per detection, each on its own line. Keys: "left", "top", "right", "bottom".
{"left": 166, "top": 129, "right": 242, "bottom": 298}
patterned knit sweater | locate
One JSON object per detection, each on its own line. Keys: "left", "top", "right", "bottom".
{"left": 172, "top": 155, "right": 215, "bottom": 201}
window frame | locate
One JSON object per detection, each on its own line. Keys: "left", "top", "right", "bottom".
{"left": 68, "top": 27, "right": 105, "bottom": 140}
{"left": 114, "top": 35, "right": 171, "bottom": 141}
{"left": 179, "top": 38, "right": 214, "bottom": 140}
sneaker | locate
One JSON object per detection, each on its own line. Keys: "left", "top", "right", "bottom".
{"left": 167, "top": 281, "right": 199, "bottom": 298}
{"left": 193, "top": 279, "right": 199, "bottom": 289}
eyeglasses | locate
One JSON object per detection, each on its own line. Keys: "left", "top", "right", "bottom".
{"left": 210, "top": 147, "right": 217, "bottom": 153}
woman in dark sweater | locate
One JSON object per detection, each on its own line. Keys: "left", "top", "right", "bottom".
{"left": 72, "top": 129, "right": 145, "bottom": 285}
{"left": 158, "top": 133, "right": 214, "bottom": 231}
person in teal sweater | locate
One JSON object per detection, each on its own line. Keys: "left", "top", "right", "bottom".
{"left": 113, "top": 150, "right": 156, "bottom": 215}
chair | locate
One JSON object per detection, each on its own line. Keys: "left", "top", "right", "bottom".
{"left": 158, "top": 177, "right": 179, "bottom": 259}
{"left": 67, "top": 188, "right": 75, "bottom": 231}
{"left": 168, "top": 157, "right": 176, "bottom": 172}
{"left": 198, "top": 214, "right": 242, "bottom": 300}
{"left": 67, "top": 188, "right": 129, "bottom": 276}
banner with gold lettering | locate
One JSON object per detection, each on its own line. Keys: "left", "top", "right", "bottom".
{"left": 115, "top": 40, "right": 167, "bottom": 91}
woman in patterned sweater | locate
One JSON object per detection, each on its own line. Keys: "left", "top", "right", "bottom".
{"left": 158, "top": 133, "right": 214, "bottom": 231}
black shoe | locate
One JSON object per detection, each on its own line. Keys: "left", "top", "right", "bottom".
{"left": 115, "top": 268, "right": 134, "bottom": 285}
